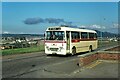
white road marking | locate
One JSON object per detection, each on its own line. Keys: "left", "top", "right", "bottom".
{"left": 46, "top": 57, "right": 52, "bottom": 58}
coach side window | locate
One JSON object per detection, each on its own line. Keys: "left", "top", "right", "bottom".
{"left": 71, "top": 32, "right": 80, "bottom": 39}
{"left": 81, "top": 32, "right": 88, "bottom": 39}
{"left": 94, "top": 33, "right": 97, "bottom": 39}
{"left": 89, "top": 33, "right": 94, "bottom": 39}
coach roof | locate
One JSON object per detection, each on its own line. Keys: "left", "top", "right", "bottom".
{"left": 46, "top": 26, "right": 97, "bottom": 33}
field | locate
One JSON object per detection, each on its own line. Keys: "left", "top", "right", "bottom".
{"left": 2, "top": 40, "right": 119, "bottom": 56}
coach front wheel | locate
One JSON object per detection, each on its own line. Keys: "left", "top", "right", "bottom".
{"left": 72, "top": 47, "right": 76, "bottom": 55}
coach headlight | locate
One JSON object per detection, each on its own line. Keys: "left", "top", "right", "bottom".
{"left": 46, "top": 46, "right": 50, "bottom": 51}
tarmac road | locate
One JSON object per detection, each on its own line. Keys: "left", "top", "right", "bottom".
{"left": 2, "top": 42, "right": 119, "bottom": 78}
{"left": 2, "top": 53, "right": 79, "bottom": 78}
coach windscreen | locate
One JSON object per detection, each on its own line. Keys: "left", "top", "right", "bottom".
{"left": 46, "top": 31, "right": 64, "bottom": 40}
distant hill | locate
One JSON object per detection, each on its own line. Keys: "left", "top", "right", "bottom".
{"left": 94, "top": 30, "right": 118, "bottom": 38}
{"left": 1, "top": 34, "right": 44, "bottom": 37}
{"left": 1, "top": 30, "right": 118, "bottom": 38}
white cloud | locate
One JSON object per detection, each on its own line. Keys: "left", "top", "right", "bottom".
{"left": 3, "top": 31, "right": 10, "bottom": 34}
{"left": 90, "top": 24, "right": 106, "bottom": 29}
{"left": 90, "top": 24, "right": 101, "bottom": 29}
{"left": 78, "top": 25, "right": 86, "bottom": 28}
{"left": 19, "top": 32, "right": 25, "bottom": 34}
{"left": 78, "top": 24, "right": 106, "bottom": 29}
{"left": 113, "top": 23, "right": 119, "bottom": 28}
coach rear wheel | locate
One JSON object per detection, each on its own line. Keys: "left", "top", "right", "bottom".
{"left": 89, "top": 46, "right": 93, "bottom": 52}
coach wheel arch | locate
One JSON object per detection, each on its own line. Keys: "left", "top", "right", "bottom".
{"left": 72, "top": 46, "right": 76, "bottom": 55}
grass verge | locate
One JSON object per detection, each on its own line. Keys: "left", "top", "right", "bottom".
{"left": 2, "top": 41, "right": 119, "bottom": 56}
{"left": 2, "top": 45, "right": 44, "bottom": 56}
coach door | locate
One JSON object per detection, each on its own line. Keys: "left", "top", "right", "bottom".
{"left": 66, "top": 31, "right": 70, "bottom": 53}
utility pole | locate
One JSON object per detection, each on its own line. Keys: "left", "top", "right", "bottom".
{"left": 101, "top": 31, "right": 102, "bottom": 42}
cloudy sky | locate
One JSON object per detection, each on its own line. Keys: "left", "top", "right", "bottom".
{"left": 2, "top": 2, "right": 118, "bottom": 34}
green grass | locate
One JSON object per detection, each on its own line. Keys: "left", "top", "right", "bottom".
{"left": 2, "top": 45, "right": 45, "bottom": 56}
{"left": 98, "top": 40, "right": 118, "bottom": 48}
{"left": 2, "top": 41, "right": 119, "bottom": 56}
